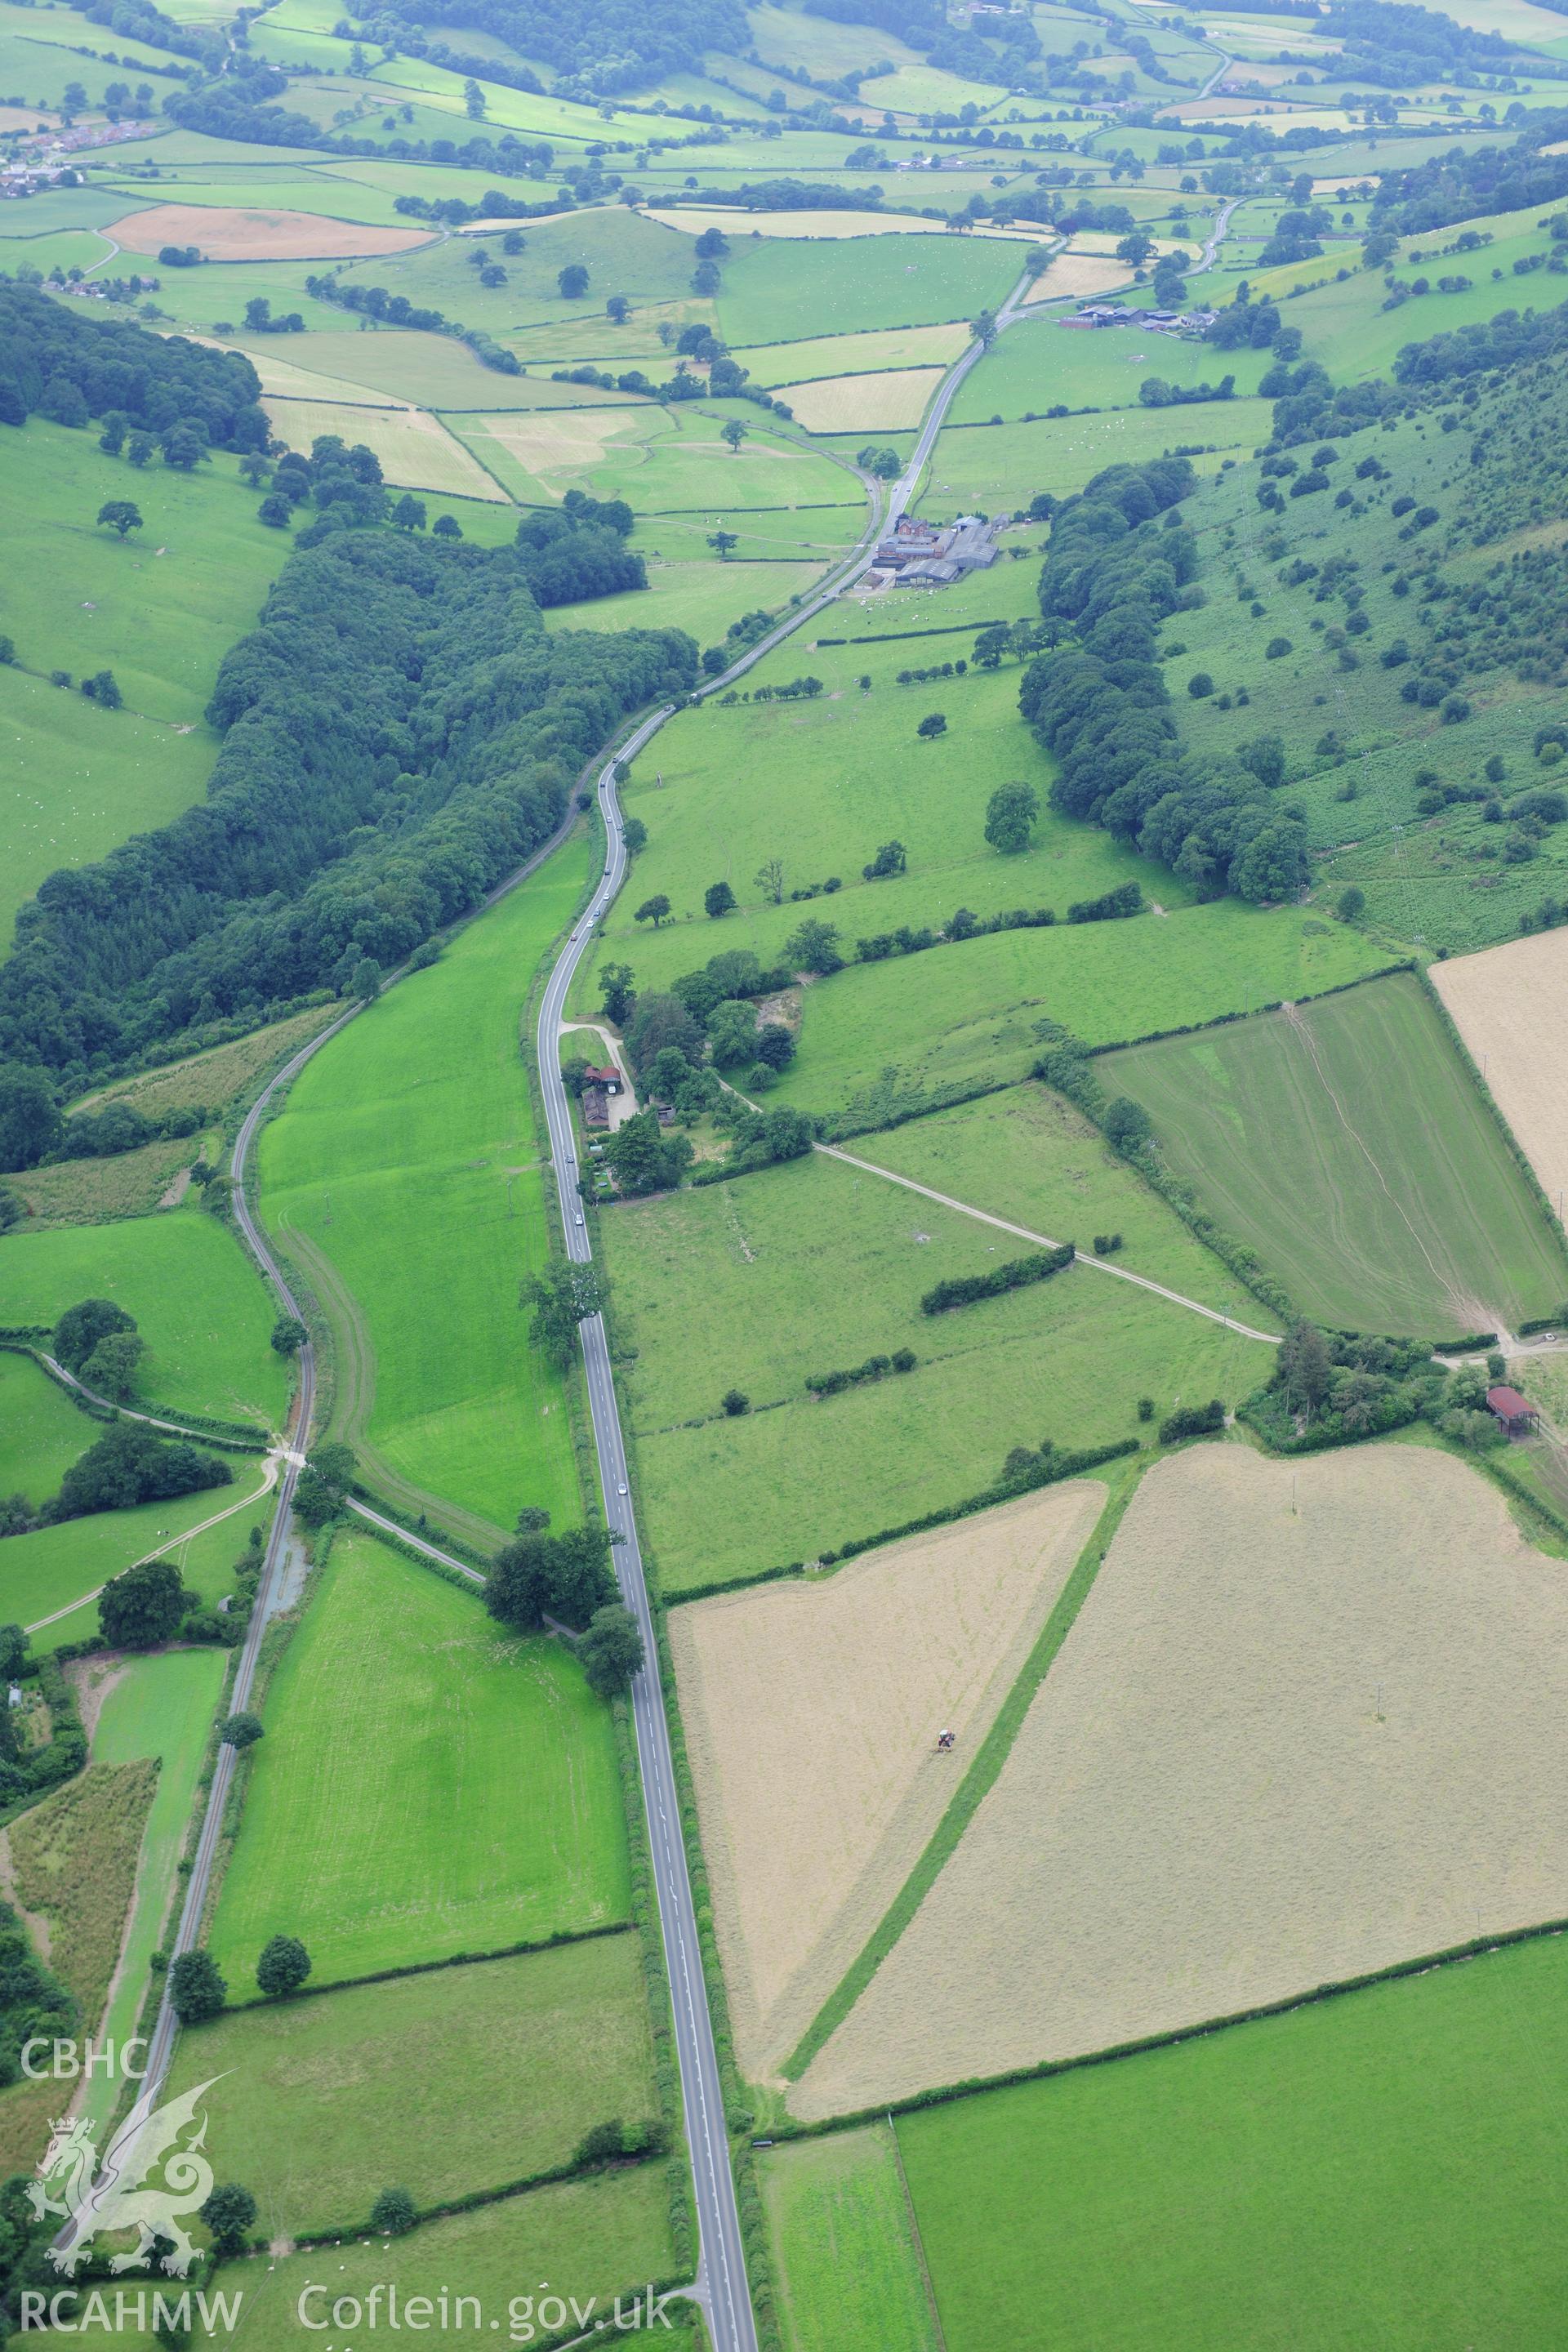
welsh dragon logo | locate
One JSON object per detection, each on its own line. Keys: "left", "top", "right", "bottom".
{"left": 29, "top": 2079, "right": 224, "bottom": 2277}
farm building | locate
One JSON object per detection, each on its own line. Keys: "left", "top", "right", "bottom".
{"left": 873, "top": 512, "right": 999, "bottom": 586}
{"left": 1486, "top": 1384, "right": 1538, "bottom": 1436}
{"left": 583, "top": 1064, "right": 623, "bottom": 1095}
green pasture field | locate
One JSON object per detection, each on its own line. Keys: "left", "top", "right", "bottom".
{"left": 746, "top": 0, "right": 925, "bottom": 78}
{"left": 209, "top": 1530, "right": 630, "bottom": 1984}
{"left": 78, "top": 1645, "right": 228, "bottom": 2143}
{"left": 633, "top": 506, "right": 863, "bottom": 563}
{"left": 862, "top": 60, "right": 1009, "bottom": 115}
{"left": 172, "top": 1937, "right": 655, "bottom": 2234}
{"left": 0, "top": 1351, "right": 99, "bottom": 1510}
{"left": 256, "top": 840, "right": 586, "bottom": 1539}
{"left": 0, "top": 7, "right": 180, "bottom": 106}
{"left": 761, "top": 2123, "right": 940, "bottom": 2352}
{"left": 949, "top": 312, "right": 1272, "bottom": 424}
{"left": 329, "top": 207, "right": 702, "bottom": 336}
{"left": 715, "top": 235, "right": 1023, "bottom": 347}
{"left": 0, "top": 228, "right": 121, "bottom": 279}
{"left": 148, "top": 265, "right": 353, "bottom": 339}
{"left": 898, "top": 1928, "right": 1568, "bottom": 2352}
{"left": 768, "top": 901, "right": 1391, "bottom": 1130}
{"left": 215, "top": 2167, "right": 679, "bottom": 2351}
{"left": 544, "top": 558, "right": 835, "bottom": 648}
{"left": 95, "top": 170, "right": 422, "bottom": 227}
{"left": 578, "top": 659, "right": 1184, "bottom": 1005}
{"left": 0, "top": 1209, "right": 286, "bottom": 1424}
{"left": 449, "top": 403, "right": 857, "bottom": 515}
{"left": 853, "top": 1082, "right": 1261, "bottom": 1320}
{"left": 1102, "top": 970, "right": 1568, "bottom": 1335}
{"left": 0, "top": 1475, "right": 267, "bottom": 1642}
{"left": 0, "top": 418, "right": 286, "bottom": 723}
{"left": 918, "top": 398, "right": 1273, "bottom": 519}
{"left": 604, "top": 1147, "right": 1271, "bottom": 1590}
{"left": 364, "top": 56, "right": 651, "bottom": 145}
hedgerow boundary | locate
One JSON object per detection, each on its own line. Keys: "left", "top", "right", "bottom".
{"left": 780, "top": 1460, "right": 1146, "bottom": 2087}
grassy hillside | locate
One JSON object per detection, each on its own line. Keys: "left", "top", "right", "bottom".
{"left": 1161, "top": 340, "right": 1568, "bottom": 950}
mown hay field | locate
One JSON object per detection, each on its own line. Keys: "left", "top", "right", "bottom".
{"left": 671, "top": 1482, "right": 1104, "bottom": 2077}
{"left": 1431, "top": 927, "right": 1568, "bottom": 1236}
{"left": 109, "top": 203, "right": 431, "bottom": 260}
{"left": 898, "top": 1927, "right": 1568, "bottom": 2352}
{"left": 1021, "top": 251, "right": 1134, "bottom": 305}
{"left": 604, "top": 1150, "right": 1272, "bottom": 1592}
{"left": 172, "top": 1937, "right": 654, "bottom": 2236}
{"left": 739, "top": 322, "right": 968, "bottom": 387}
{"left": 258, "top": 841, "right": 586, "bottom": 1538}
{"left": 260, "top": 395, "right": 507, "bottom": 498}
{"left": 1103, "top": 972, "right": 1568, "bottom": 1337}
{"left": 209, "top": 1531, "right": 630, "bottom": 1986}
{"left": 795, "top": 1441, "right": 1568, "bottom": 2119}
{"left": 452, "top": 403, "right": 853, "bottom": 512}
{"left": 781, "top": 367, "right": 943, "bottom": 433}
{"left": 761, "top": 2123, "right": 941, "bottom": 2352}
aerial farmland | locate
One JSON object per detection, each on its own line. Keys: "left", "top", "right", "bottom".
{"left": 4, "top": 0, "right": 1568, "bottom": 2343}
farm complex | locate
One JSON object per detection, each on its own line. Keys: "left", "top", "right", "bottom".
{"left": 6, "top": 0, "right": 1568, "bottom": 2345}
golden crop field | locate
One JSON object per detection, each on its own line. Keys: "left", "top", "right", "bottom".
{"left": 109, "top": 204, "right": 430, "bottom": 261}
{"left": 670, "top": 1481, "right": 1106, "bottom": 2081}
{"left": 795, "top": 1441, "right": 1568, "bottom": 2120}
{"left": 782, "top": 365, "right": 945, "bottom": 432}
{"left": 1432, "top": 930, "right": 1568, "bottom": 1232}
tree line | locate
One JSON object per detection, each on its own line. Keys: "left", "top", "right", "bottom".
{"left": 0, "top": 529, "right": 696, "bottom": 1090}
{"left": 1020, "top": 455, "right": 1310, "bottom": 906}
{"left": 0, "top": 281, "right": 265, "bottom": 451}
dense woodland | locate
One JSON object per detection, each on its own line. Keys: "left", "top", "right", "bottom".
{"left": 0, "top": 283, "right": 265, "bottom": 451}
{"left": 1021, "top": 457, "right": 1309, "bottom": 905}
{"left": 0, "top": 532, "right": 695, "bottom": 1088}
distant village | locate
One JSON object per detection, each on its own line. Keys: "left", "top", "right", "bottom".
{"left": 1, "top": 116, "right": 154, "bottom": 198}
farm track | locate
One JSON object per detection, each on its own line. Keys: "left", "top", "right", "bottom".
{"left": 817, "top": 1143, "right": 1282, "bottom": 1344}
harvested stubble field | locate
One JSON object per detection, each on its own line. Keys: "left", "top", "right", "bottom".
{"left": 260, "top": 396, "right": 506, "bottom": 499}
{"left": 670, "top": 1482, "right": 1105, "bottom": 2079}
{"left": 1431, "top": 927, "right": 1568, "bottom": 1236}
{"left": 172, "top": 1936, "right": 655, "bottom": 2236}
{"left": 1103, "top": 973, "right": 1568, "bottom": 1338}
{"left": 109, "top": 204, "right": 431, "bottom": 260}
{"left": 794, "top": 1441, "right": 1568, "bottom": 2120}
{"left": 782, "top": 368, "right": 944, "bottom": 434}
{"left": 1021, "top": 252, "right": 1135, "bottom": 304}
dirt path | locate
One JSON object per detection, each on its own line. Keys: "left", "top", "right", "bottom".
{"left": 24, "top": 1459, "right": 280, "bottom": 1636}
{"left": 815, "top": 1143, "right": 1282, "bottom": 1345}
{"left": 65, "top": 1654, "right": 131, "bottom": 1744}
